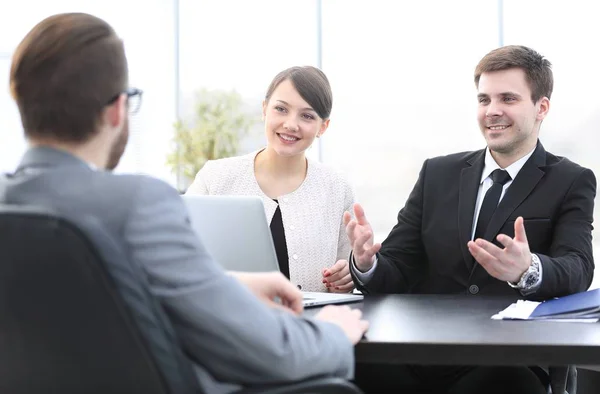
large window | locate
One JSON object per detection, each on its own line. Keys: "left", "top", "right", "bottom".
{"left": 503, "top": 0, "right": 600, "bottom": 288}
{"left": 176, "top": 0, "right": 320, "bottom": 188}
{"left": 503, "top": 1, "right": 600, "bottom": 171}
{"left": 0, "top": 58, "right": 25, "bottom": 174}
{"left": 0, "top": 0, "right": 177, "bottom": 183}
{"left": 320, "top": 0, "right": 499, "bottom": 239}
{"left": 3, "top": 1, "right": 599, "bottom": 286}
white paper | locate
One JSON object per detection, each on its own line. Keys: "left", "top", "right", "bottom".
{"left": 491, "top": 300, "right": 540, "bottom": 320}
{"left": 491, "top": 300, "right": 599, "bottom": 323}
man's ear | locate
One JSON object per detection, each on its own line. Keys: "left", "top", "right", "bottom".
{"left": 103, "top": 94, "right": 127, "bottom": 130}
{"left": 536, "top": 97, "right": 550, "bottom": 121}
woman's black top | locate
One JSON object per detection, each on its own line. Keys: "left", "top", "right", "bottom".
{"left": 269, "top": 199, "right": 290, "bottom": 279}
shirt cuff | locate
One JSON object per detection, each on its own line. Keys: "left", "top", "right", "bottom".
{"left": 350, "top": 253, "right": 378, "bottom": 285}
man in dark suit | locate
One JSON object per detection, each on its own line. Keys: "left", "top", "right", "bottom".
{"left": 343, "top": 45, "right": 596, "bottom": 393}
{"left": 1, "top": 13, "right": 369, "bottom": 393}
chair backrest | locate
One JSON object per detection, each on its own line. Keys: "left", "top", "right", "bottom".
{"left": 0, "top": 205, "right": 200, "bottom": 394}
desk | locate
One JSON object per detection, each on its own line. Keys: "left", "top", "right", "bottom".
{"left": 306, "top": 294, "right": 600, "bottom": 366}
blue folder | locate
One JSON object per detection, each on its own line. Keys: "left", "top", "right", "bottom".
{"left": 530, "top": 288, "right": 600, "bottom": 319}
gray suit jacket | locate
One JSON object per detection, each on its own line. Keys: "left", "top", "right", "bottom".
{"left": 0, "top": 147, "right": 353, "bottom": 393}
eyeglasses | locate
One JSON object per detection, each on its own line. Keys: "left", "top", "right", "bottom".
{"left": 106, "top": 87, "right": 143, "bottom": 114}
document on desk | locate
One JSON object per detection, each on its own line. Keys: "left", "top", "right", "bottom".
{"left": 492, "top": 288, "right": 600, "bottom": 323}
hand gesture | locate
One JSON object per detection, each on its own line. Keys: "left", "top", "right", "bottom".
{"left": 467, "top": 217, "right": 531, "bottom": 283}
{"left": 344, "top": 203, "right": 381, "bottom": 272}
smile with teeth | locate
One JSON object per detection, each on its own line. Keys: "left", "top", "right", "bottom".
{"left": 278, "top": 133, "right": 299, "bottom": 142}
{"left": 488, "top": 125, "right": 510, "bottom": 130}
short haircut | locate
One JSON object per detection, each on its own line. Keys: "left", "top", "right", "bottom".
{"left": 10, "top": 13, "right": 128, "bottom": 142}
{"left": 474, "top": 45, "right": 553, "bottom": 102}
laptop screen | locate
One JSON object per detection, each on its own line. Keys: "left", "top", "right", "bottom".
{"left": 182, "top": 195, "right": 280, "bottom": 273}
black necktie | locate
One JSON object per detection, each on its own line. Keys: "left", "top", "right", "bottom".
{"left": 474, "top": 169, "right": 511, "bottom": 241}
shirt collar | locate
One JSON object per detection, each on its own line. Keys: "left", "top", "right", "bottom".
{"left": 480, "top": 147, "right": 536, "bottom": 184}
{"left": 18, "top": 146, "right": 100, "bottom": 173}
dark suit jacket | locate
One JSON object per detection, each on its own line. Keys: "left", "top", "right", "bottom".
{"left": 353, "top": 141, "right": 596, "bottom": 301}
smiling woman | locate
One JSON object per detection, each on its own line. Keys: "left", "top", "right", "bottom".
{"left": 185, "top": 66, "right": 355, "bottom": 293}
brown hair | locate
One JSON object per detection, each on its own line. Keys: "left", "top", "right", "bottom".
{"left": 265, "top": 66, "right": 333, "bottom": 120}
{"left": 9, "top": 13, "right": 128, "bottom": 142}
{"left": 474, "top": 45, "right": 553, "bottom": 102}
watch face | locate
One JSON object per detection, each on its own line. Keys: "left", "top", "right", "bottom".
{"left": 524, "top": 273, "right": 538, "bottom": 287}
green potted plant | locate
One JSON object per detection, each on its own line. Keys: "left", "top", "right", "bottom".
{"left": 167, "top": 89, "right": 257, "bottom": 191}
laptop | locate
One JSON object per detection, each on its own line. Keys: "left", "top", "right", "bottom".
{"left": 182, "top": 195, "right": 363, "bottom": 307}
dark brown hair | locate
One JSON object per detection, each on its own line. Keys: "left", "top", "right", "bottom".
{"left": 265, "top": 66, "right": 333, "bottom": 120}
{"left": 9, "top": 13, "right": 128, "bottom": 142}
{"left": 474, "top": 45, "right": 553, "bottom": 102}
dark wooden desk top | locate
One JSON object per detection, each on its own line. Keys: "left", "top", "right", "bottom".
{"left": 306, "top": 294, "right": 600, "bottom": 366}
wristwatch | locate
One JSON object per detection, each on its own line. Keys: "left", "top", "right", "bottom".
{"left": 508, "top": 254, "right": 541, "bottom": 290}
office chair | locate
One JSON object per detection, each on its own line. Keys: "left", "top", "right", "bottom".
{"left": 549, "top": 365, "right": 577, "bottom": 394}
{"left": 0, "top": 205, "right": 362, "bottom": 394}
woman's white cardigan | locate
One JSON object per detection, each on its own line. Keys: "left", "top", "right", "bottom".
{"left": 186, "top": 151, "right": 354, "bottom": 292}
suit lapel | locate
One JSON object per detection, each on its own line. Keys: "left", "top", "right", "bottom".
{"left": 483, "top": 143, "right": 547, "bottom": 242}
{"left": 458, "top": 150, "right": 485, "bottom": 271}
{"left": 471, "top": 142, "right": 547, "bottom": 282}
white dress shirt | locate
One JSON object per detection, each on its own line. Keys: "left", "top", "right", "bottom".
{"left": 353, "top": 147, "right": 542, "bottom": 293}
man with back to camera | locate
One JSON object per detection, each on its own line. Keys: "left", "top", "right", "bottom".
{"left": 342, "top": 45, "right": 596, "bottom": 393}
{"left": 0, "top": 12, "right": 369, "bottom": 393}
